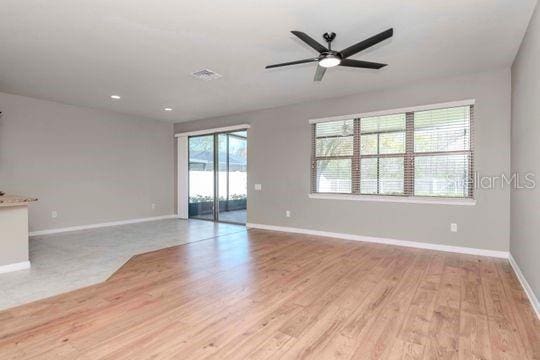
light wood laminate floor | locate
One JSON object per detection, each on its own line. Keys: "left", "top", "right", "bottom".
{"left": 0, "top": 229, "right": 538, "bottom": 359}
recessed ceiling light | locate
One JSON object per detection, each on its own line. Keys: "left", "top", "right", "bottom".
{"left": 110, "top": 95, "right": 121, "bottom": 100}
{"left": 164, "top": 107, "right": 173, "bottom": 111}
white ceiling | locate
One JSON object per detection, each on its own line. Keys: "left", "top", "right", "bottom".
{"left": 0, "top": 0, "right": 537, "bottom": 122}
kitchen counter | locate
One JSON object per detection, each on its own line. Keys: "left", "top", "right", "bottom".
{"left": 0, "top": 195, "right": 38, "bottom": 207}
{"left": 0, "top": 195, "right": 37, "bottom": 273}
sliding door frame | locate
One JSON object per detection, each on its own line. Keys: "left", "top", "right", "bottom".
{"left": 176, "top": 124, "right": 250, "bottom": 224}
{"left": 185, "top": 133, "right": 216, "bottom": 222}
{"left": 215, "top": 131, "right": 248, "bottom": 225}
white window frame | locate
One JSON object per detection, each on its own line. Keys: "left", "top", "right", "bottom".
{"left": 309, "top": 100, "right": 476, "bottom": 206}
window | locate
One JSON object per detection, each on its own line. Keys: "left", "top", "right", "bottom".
{"left": 313, "top": 120, "right": 354, "bottom": 193}
{"left": 311, "top": 103, "right": 474, "bottom": 199}
{"left": 360, "top": 114, "right": 406, "bottom": 195}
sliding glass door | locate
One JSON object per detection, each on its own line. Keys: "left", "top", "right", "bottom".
{"left": 188, "top": 135, "right": 215, "bottom": 221}
{"left": 218, "top": 131, "right": 247, "bottom": 224}
{"left": 188, "top": 130, "right": 247, "bottom": 224}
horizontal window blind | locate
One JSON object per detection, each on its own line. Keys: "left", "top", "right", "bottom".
{"left": 313, "top": 119, "right": 354, "bottom": 193}
{"left": 359, "top": 113, "right": 406, "bottom": 196}
{"left": 311, "top": 104, "right": 474, "bottom": 198}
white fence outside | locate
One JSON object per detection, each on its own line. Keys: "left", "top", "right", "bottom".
{"left": 189, "top": 171, "right": 247, "bottom": 200}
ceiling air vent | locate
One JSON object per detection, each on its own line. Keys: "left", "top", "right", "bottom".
{"left": 191, "top": 68, "right": 222, "bottom": 81}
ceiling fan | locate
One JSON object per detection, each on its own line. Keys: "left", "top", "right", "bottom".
{"left": 265, "top": 28, "right": 393, "bottom": 81}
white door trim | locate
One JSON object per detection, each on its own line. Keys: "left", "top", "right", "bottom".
{"left": 176, "top": 125, "right": 249, "bottom": 220}
{"left": 177, "top": 136, "right": 189, "bottom": 219}
{"left": 174, "top": 124, "right": 250, "bottom": 137}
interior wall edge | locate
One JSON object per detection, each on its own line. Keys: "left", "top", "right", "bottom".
{"left": 510, "top": 0, "right": 540, "bottom": 307}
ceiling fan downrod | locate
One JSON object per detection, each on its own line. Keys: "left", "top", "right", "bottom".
{"left": 323, "top": 32, "right": 336, "bottom": 50}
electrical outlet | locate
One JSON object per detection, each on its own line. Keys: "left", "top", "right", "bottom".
{"left": 285, "top": 210, "right": 291, "bottom": 218}
{"left": 51, "top": 211, "right": 58, "bottom": 219}
{"left": 151, "top": 203, "right": 156, "bottom": 210}
{"left": 450, "top": 223, "right": 458, "bottom": 232}
{"left": 254, "top": 184, "right": 262, "bottom": 191}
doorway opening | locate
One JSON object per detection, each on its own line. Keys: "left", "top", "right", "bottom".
{"left": 188, "top": 130, "right": 247, "bottom": 224}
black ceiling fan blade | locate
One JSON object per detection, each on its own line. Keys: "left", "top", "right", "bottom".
{"left": 265, "top": 58, "right": 318, "bottom": 69}
{"left": 291, "top": 31, "right": 328, "bottom": 53}
{"left": 339, "top": 59, "right": 387, "bottom": 69}
{"left": 313, "top": 65, "right": 327, "bottom": 81}
{"left": 339, "top": 28, "right": 393, "bottom": 59}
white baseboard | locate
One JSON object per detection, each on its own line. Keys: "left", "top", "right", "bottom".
{"left": 0, "top": 261, "right": 31, "bottom": 274}
{"left": 245, "top": 223, "right": 509, "bottom": 259}
{"left": 508, "top": 254, "right": 540, "bottom": 319}
{"left": 29, "top": 215, "right": 179, "bottom": 236}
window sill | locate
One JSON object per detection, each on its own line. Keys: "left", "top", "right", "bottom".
{"left": 308, "top": 193, "right": 476, "bottom": 206}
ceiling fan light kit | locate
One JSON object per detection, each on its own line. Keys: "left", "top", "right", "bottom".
{"left": 319, "top": 54, "right": 341, "bottom": 68}
{"left": 266, "top": 28, "right": 393, "bottom": 81}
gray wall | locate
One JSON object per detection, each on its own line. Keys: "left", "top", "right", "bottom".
{"left": 0, "top": 91, "right": 175, "bottom": 232}
{"left": 511, "top": 3, "right": 540, "bottom": 299}
{"left": 175, "top": 69, "right": 511, "bottom": 251}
